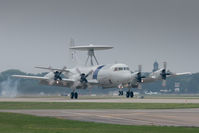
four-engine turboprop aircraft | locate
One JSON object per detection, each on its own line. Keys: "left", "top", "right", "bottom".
{"left": 12, "top": 44, "right": 192, "bottom": 99}
{"left": 12, "top": 62, "right": 191, "bottom": 99}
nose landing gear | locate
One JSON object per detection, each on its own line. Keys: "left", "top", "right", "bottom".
{"left": 118, "top": 84, "right": 124, "bottom": 96}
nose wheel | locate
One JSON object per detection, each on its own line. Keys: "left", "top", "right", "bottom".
{"left": 70, "top": 91, "right": 78, "bottom": 99}
{"left": 126, "top": 90, "right": 134, "bottom": 98}
{"left": 118, "top": 91, "right": 123, "bottom": 96}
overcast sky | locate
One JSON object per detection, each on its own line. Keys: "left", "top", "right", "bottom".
{"left": 0, "top": 0, "right": 199, "bottom": 73}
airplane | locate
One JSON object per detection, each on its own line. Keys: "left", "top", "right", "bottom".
{"left": 12, "top": 45, "right": 191, "bottom": 99}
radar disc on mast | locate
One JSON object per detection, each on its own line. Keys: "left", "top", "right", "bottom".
{"left": 70, "top": 44, "right": 113, "bottom": 66}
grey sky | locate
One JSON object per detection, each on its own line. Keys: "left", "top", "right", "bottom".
{"left": 0, "top": 0, "right": 199, "bottom": 73}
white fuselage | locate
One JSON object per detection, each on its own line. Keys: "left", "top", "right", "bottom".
{"left": 64, "top": 63, "right": 132, "bottom": 89}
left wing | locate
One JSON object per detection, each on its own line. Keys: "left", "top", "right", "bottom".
{"left": 142, "top": 72, "right": 192, "bottom": 84}
{"left": 175, "top": 72, "right": 192, "bottom": 76}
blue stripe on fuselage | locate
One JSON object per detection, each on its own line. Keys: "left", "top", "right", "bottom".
{"left": 93, "top": 65, "right": 105, "bottom": 79}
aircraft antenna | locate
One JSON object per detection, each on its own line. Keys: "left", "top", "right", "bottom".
{"left": 70, "top": 44, "right": 113, "bottom": 66}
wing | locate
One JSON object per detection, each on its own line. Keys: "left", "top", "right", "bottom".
{"left": 12, "top": 75, "right": 49, "bottom": 80}
{"left": 35, "top": 66, "right": 70, "bottom": 73}
{"left": 141, "top": 72, "right": 192, "bottom": 84}
{"left": 12, "top": 74, "right": 98, "bottom": 88}
{"left": 12, "top": 75, "right": 75, "bottom": 87}
{"left": 87, "top": 79, "right": 99, "bottom": 85}
{"left": 175, "top": 72, "right": 192, "bottom": 76}
{"left": 141, "top": 77, "right": 157, "bottom": 83}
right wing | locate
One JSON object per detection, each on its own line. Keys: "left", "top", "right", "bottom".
{"left": 12, "top": 75, "right": 98, "bottom": 88}
{"left": 12, "top": 75, "right": 49, "bottom": 80}
{"left": 35, "top": 66, "right": 70, "bottom": 73}
{"left": 12, "top": 75, "right": 75, "bottom": 82}
{"left": 12, "top": 75, "right": 75, "bottom": 87}
{"left": 87, "top": 79, "right": 99, "bottom": 85}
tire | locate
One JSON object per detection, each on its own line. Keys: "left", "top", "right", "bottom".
{"left": 130, "top": 91, "right": 134, "bottom": 98}
{"left": 70, "top": 92, "right": 74, "bottom": 99}
{"left": 126, "top": 91, "right": 130, "bottom": 98}
{"left": 74, "top": 92, "right": 78, "bottom": 99}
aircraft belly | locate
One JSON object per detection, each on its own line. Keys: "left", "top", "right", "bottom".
{"left": 97, "top": 71, "right": 116, "bottom": 88}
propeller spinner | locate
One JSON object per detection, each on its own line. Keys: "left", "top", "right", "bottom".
{"left": 136, "top": 65, "right": 145, "bottom": 89}
{"left": 53, "top": 66, "right": 67, "bottom": 81}
{"left": 76, "top": 68, "right": 93, "bottom": 84}
{"left": 160, "top": 62, "right": 171, "bottom": 86}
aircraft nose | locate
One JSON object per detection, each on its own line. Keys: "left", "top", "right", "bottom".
{"left": 122, "top": 72, "right": 132, "bottom": 82}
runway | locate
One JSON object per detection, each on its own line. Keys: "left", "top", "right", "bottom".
{"left": 1, "top": 97, "right": 199, "bottom": 103}
{"left": 1, "top": 109, "right": 199, "bottom": 127}
{"left": 1, "top": 97, "right": 199, "bottom": 127}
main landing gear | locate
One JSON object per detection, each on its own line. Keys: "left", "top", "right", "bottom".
{"left": 118, "top": 90, "right": 134, "bottom": 98}
{"left": 126, "top": 90, "right": 134, "bottom": 98}
{"left": 70, "top": 91, "right": 78, "bottom": 99}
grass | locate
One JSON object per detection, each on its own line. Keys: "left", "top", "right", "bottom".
{"left": 0, "top": 112, "right": 199, "bottom": 133}
{"left": 0, "top": 102, "right": 199, "bottom": 109}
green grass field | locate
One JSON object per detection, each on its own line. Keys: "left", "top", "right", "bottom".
{"left": 0, "top": 102, "right": 199, "bottom": 109}
{"left": 0, "top": 112, "right": 199, "bottom": 133}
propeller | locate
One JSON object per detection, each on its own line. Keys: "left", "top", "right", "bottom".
{"left": 160, "top": 62, "right": 171, "bottom": 86}
{"left": 53, "top": 66, "right": 67, "bottom": 81}
{"left": 136, "top": 65, "right": 145, "bottom": 89}
{"left": 76, "top": 68, "right": 93, "bottom": 84}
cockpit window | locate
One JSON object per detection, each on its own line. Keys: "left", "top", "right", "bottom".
{"left": 119, "top": 67, "right": 123, "bottom": 70}
{"left": 114, "top": 67, "right": 129, "bottom": 71}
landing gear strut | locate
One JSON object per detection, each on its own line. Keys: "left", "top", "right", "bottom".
{"left": 126, "top": 90, "right": 134, "bottom": 98}
{"left": 70, "top": 91, "right": 78, "bottom": 99}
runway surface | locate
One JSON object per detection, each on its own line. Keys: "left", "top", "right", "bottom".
{"left": 1, "top": 97, "right": 199, "bottom": 103}
{"left": 1, "top": 109, "right": 199, "bottom": 127}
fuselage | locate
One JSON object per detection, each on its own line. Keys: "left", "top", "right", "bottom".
{"left": 64, "top": 63, "right": 132, "bottom": 89}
